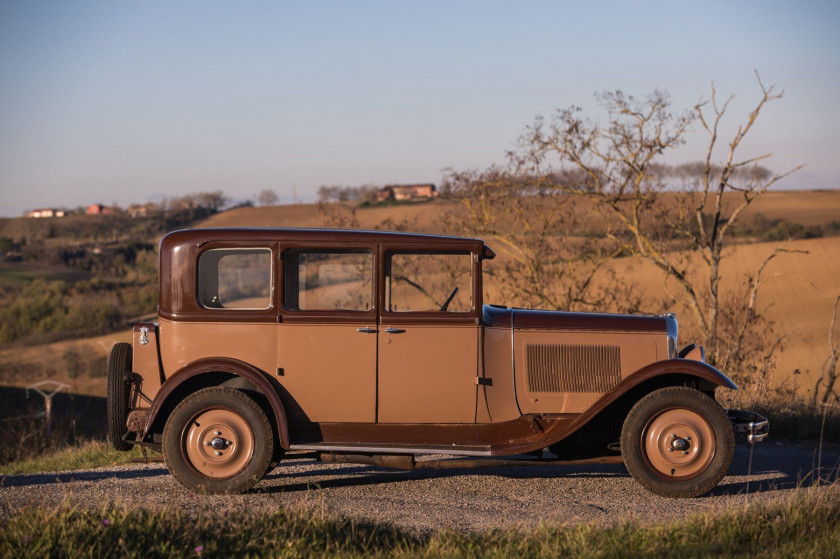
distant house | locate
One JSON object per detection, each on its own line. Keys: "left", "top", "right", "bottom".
{"left": 375, "top": 183, "right": 438, "bottom": 203}
{"left": 86, "top": 203, "right": 118, "bottom": 215}
{"left": 127, "top": 202, "right": 159, "bottom": 218}
{"left": 27, "top": 208, "right": 65, "bottom": 218}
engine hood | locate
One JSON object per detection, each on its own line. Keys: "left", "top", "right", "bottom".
{"left": 482, "top": 305, "right": 669, "bottom": 333}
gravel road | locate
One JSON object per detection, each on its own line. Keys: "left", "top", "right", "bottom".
{"left": 1, "top": 443, "right": 837, "bottom": 534}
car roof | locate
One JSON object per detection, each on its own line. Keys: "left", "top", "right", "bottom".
{"left": 161, "top": 227, "right": 490, "bottom": 248}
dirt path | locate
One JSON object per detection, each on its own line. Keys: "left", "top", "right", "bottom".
{"left": 1, "top": 443, "right": 837, "bottom": 534}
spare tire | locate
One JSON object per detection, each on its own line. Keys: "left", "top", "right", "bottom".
{"left": 107, "top": 342, "right": 133, "bottom": 451}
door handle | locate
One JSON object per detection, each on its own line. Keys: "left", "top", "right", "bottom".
{"left": 356, "top": 327, "right": 377, "bottom": 333}
{"left": 385, "top": 327, "right": 406, "bottom": 334}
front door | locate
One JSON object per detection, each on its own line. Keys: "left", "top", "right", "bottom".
{"left": 377, "top": 250, "right": 479, "bottom": 423}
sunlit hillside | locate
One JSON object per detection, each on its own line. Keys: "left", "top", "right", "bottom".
{"left": 196, "top": 190, "right": 840, "bottom": 232}
{"left": 3, "top": 190, "right": 838, "bottom": 398}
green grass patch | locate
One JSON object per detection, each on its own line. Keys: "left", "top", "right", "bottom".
{"left": 1, "top": 486, "right": 838, "bottom": 558}
{"left": 0, "top": 441, "right": 147, "bottom": 475}
{"left": 0, "top": 262, "right": 89, "bottom": 288}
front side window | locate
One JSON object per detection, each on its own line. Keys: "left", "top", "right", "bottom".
{"left": 285, "top": 250, "right": 373, "bottom": 311}
{"left": 386, "top": 252, "right": 472, "bottom": 312}
{"left": 198, "top": 248, "right": 272, "bottom": 310}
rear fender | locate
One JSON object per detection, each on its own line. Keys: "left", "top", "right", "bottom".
{"left": 141, "top": 357, "right": 290, "bottom": 449}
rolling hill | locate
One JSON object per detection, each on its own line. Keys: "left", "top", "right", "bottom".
{"left": 2, "top": 190, "right": 838, "bottom": 398}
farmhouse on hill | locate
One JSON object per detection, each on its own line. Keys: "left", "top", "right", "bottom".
{"left": 375, "top": 183, "right": 438, "bottom": 203}
{"left": 26, "top": 208, "right": 65, "bottom": 218}
{"left": 86, "top": 203, "right": 117, "bottom": 215}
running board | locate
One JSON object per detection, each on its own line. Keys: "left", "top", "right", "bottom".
{"left": 318, "top": 452, "right": 624, "bottom": 471}
{"left": 288, "top": 442, "right": 493, "bottom": 456}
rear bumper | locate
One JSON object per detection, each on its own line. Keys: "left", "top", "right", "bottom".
{"left": 727, "top": 409, "right": 770, "bottom": 443}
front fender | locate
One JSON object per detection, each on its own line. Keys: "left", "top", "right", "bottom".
{"left": 534, "top": 359, "right": 737, "bottom": 450}
{"left": 620, "top": 358, "right": 738, "bottom": 392}
{"left": 142, "top": 357, "right": 290, "bottom": 449}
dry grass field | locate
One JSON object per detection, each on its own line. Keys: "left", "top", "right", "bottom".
{"left": 614, "top": 236, "right": 840, "bottom": 394}
{"left": 0, "top": 331, "right": 131, "bottom": 397}
{"left": 2, "top": 190, "right": 837, "bottom": 398}
{"left": 197, "top": 190, "right": 840, "bottom": 233}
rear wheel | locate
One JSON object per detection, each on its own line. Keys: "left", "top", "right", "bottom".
{"left": 163, "top": 387, "right": 274, "bottom": 494}
{"left": 107, "top": 343, "right": 133, "bottom": 451}
{"left": 620, "top": 386, "right": 734, "bottom": 498}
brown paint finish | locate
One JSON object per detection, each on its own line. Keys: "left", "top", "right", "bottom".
{"left": 377, "top": 324, "right": 479, "bottom": 423}
{"left": 291, "top": 415, "right": 575, "bottom": 449}
{"left": 142, "top": 356, "right": 290, "bottom": 449}
{"left": 132, "top": 323, "right": 164, "bottom": 401}
{"left": 277, "top": 323, "right": 377, "bottom": 423}
{"left": 289, "top": 359, "right": 736, "bottom": 455}
{"left": 499, "top": 359, "right": 737, "bottom": 455}
{"left": 513, "top": 330, "right": 663, "bottom": 414}
{"left": 124, "top": 228, "right": 745, "bottom": 471}
{"left": 483, "top": 306, "right": 667, "bottom": 333}
{"left": 159, "top": 228, "right": 489, "bottom": 322}
{"left": 157, "top": 319, "right": 277, "bottom": 379}
{"left": 479, "top": 326, "right": 521, "bottom": 423}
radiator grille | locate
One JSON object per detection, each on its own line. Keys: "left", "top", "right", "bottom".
{"left": 526, "top": 344, "right": 622, "bottom": 393}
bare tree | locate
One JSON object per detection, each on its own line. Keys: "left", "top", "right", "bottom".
{"left": 814, "top": 296, "right": 840, "bottom": 405}
{"left": 257, "top": 189, "right": 278, "bottom": 207}
{"left": 512, "top": 75, "right": 803, "bottom": 373}
{"left": 192, "top": 190, "right": 228, "bottom": 212}
{"left": 441, "top": 167, "right": 643, "bottom": 313}
{"left": 316, "top": 202, "right": 360, "bottom": 229}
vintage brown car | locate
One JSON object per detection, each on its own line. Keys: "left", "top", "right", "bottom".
{"left": 107, "top": 228, "right": 768, "bottom": 497}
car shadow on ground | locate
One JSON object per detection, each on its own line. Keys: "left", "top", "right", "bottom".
{"left": 262, "top": 445, "right": 840, "bottom": 497}
{"left": 4, "top": 445, "right": 837, "bottom": 497}
{"left": 0, "top": 467, "right": 169, "bottom": 489}
{"left": 261, "top": 462, "right": 636, "bottom": 495}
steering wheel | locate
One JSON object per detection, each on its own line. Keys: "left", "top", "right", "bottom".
{"left": 439, "top": 286, "right": 459, "bottom": 311}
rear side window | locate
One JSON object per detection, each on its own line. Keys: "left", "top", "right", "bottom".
{"left": 285, "top": 250, "right": 373, "bottom": 311}
{"left": 197, "top": 248, "right": 272, "bottom": 309}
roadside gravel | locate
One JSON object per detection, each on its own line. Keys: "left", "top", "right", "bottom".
{"left": 1, "top": 443, "right": 837, "bottom": 534}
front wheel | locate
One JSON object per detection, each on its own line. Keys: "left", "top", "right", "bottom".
{"left": 620, "top": 386, "right": 734, "bottom": 498}
{"left": 163, "top": 387, "right": 275, "bottom": 494}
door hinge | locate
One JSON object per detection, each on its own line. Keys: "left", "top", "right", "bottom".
{"left": 475, "top": 377, "right": 493, "bottom": 386}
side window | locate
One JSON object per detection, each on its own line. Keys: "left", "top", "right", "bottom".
{"left": 198, "top": 248, "right": 272, "bottom": 310}
{"left": 285, "top": 250, "right": 373, "bottom": 311}
{"left": 386, "top": 252, "right": 472, "bottom": 312}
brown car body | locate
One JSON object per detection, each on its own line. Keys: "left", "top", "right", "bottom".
{"left": 108, "top": 228, "right": 768, "bottom": 497}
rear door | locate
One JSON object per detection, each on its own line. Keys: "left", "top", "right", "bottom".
{"left": 277, "top": 246, "right": 378, "bottom": 423}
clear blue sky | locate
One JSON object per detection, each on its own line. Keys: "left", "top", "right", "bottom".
{"left": 1, "top": 1, "right": 838, "bottom": 216}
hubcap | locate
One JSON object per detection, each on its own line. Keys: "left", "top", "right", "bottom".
{"left": 183, "top": 408, "right": 255, "bottom": 479}
{"left": 642, "top": 408, "right": 715, "bottom": 479}
{"left": 671, "top": 437, "right": 688, "bottom": 451}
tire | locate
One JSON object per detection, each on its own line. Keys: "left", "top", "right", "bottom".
{"left": 107, "top": 342, "right": 133, "bottom": 452}
{"left": 163, "top": 387, "right": 275, "bottom": 494}
{"left": 620, "top": 386, "right": 735, "bottom": 498}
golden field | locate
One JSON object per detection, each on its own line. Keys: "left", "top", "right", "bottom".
{"left": 2, "top": 190, "right": 838, "bottom": 397}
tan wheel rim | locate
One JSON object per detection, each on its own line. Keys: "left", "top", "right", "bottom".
{"left": 183, "top": 408, "right": 255, "bottom": 479}
{"left": 642, "top": 407, "right": 715, "bottom": 480}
